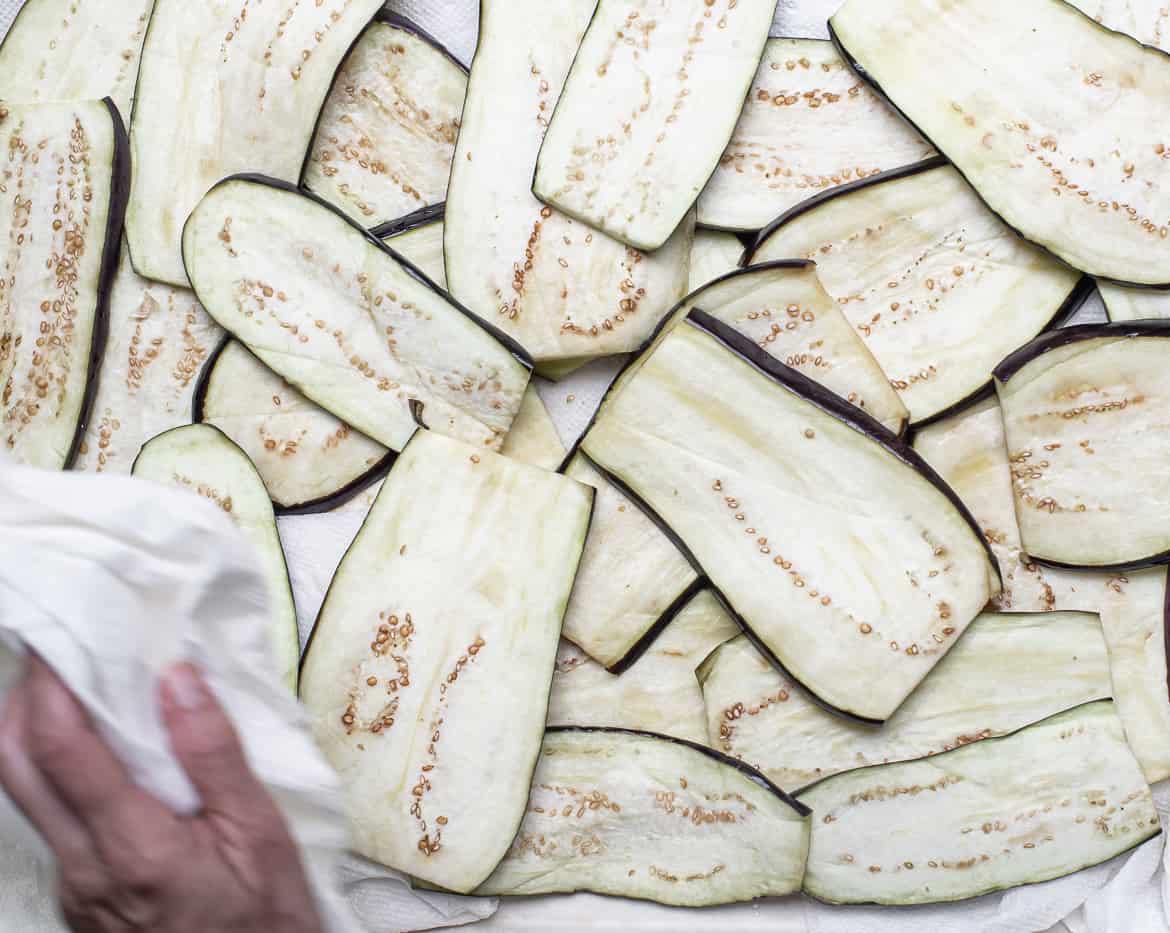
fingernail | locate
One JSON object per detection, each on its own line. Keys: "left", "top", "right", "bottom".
{"left": 163, "top": 664, "right": 210, "bottom": 712}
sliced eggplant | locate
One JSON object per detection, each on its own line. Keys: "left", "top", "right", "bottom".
{"left": 696, "top": 38, "right": 934, "bottom": 232}
{"left": 298, "top": 430, "right": 593, "bottom": 893}
{"left": 1, "top": 100, "right": 128, "bottom": 470}
{"left": 476, "top": 728, "right": 810, "bottom": 905}
{"left": 581, "top": 313, "right": 998, "bottom": 723}
{"left": 445, "top": 0, "right": 693, "bottom": 367}
{"left": 995, "top": 324, "right": 1170, "bottom": 570}
{"left": 700, "top": 612, "right": 1111, "bottom": 790}
{"left": 688, "top": 230, "right": 744, "bottom": 293}
{"left": 912, "top": 397, "right": 1103, "bottom": 613}
{"left": 302, "top": 13, "right": 467, "bottom": 228}
{"left": 378, "top": 208, "right": 446, "bottom": 286}
{"left": 830, "top": 0, "right": 1170, "bottom": 286}
{"left": 182, "top": 176, "right": 531, "bottom": 455}
{"left": 125, "top": 0, "right": 384, "bottom": 286}
{"left": 499, "top": 386, "right": 565, "bottom": 473}
{"left": 0, "top": 0, "right": 155, "bottom": 118}
{"left": 1099, "top": 568, "right": 1170, "bottom": 784}
{"left": 746, "top": 161, "right": 1086, "bottom": 426}
{"left": 533, "top": 0, "right": 776, "bottom": 251}
{"left": 549, "top": 590, "right": 739, "bottom": 745}
{"left": 560, "top": 453, "right": 701, "bottom": 672}
{"left": 799, "top": 701, "right": 1161, "bottom": 906}
{"left": 1073, "top": 0, "right": 1170, "bottom": 49}
{"left": 132, "top": 424, "right": 300, "bottom": 691}
{"left": 1099, "top": 282, "right": 1170, "bottom": 322}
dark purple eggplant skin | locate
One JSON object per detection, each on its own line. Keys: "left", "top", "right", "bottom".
{"left": 545, "top": 726, "right": 812, "bottom": 816}
{"left": 605, "top": 577, "right": 712, "bottom": 676}
{"left": 371, "top": 201, "right": 445, "bottom": 241}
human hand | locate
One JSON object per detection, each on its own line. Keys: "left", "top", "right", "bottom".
{"left": 0, "top": 656, "right": 323, "bottom": 933}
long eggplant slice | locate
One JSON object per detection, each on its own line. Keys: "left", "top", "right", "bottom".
{"left": 1, "top": 100, "right": 128, "bottom": 470}
{"left": 1099, "top": 568, "right": 1170, "bottom": 784}
{"left": 0, "top": 0, "right": 154, "bottom": 119}
{"left": 689, "top": 231, "right": 744, "bottom": 294}
{"left": 549, "top": 590, "right": 739, "bottom": 745}
{"left": 476, "top": 728, "right": 810, "bottom": 905}
{"left": 445, "top": 0, "right": 693, "bottom": 366}
{"left": 696, "top": 39, "right": 934, "bottom": 232}
{"left": 746, "top": 161, "right": 1086, "bottom": 426}
{"left": 701, "top": 612, "right": 1111, "bottom": 790}
{"left": 298, "top": 431, "right": 592, "bottom": 893}
{"left": 560, "top": 453, "right": 701, "bottom": 672}
{"left": 533, "top": 0, "right": 775, "bottom": 251}
{"left": 1099, "top": 282, "right": 1170, "bottom": 322}
{"left": 132, "top": 424, "right": 300, "bottom": 691}
{"left": 995, "top": 324, "right": 1170, "bottom": 570}
{"left": 499, "top": 386, "right": 564, "bottom": 473}
{"left": 913, "top": 397, "right": 1103, "bottom": 613}
{"left": 125, "top": 0, "right": 383, "bottom": 286}
{"left": 182, "top": 176, "right": 531, "bottom": 455}
{"left": 378, "top": 208, "right": 446, "bottom": 286}
{"left": 302, "top": 13, "right": 467, "bottom": 229}
{"left": 581, "top": 313, "right": 998, "bottom": 723}
{"left": 830, "top": 0, "right": 1170, "bottom": 286}
{"left": 799, "top": 701, "right": 1160, "bottom": 906}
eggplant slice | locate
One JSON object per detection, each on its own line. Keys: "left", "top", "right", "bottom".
{"left": 379, "top": 209, "right": 446, "bottom": 286}
{"left": 549, "top": 590, "right": 739, "bottom": 745}
{"left": 533, "top": 0, "right": 775, "bottom": 251}
{"left": 476, "top": 728, "right": 810, "bottom": 906}
{"left": 1073, "top": 0, "right": 1170, "bottom": 49}
{"left": 1099, "top": 568, "right": 1170, "bottom": 784}
{"left": 132, "top": 424, "right": 300, "bottom": 691}
{"left": 700, "top": 611, "right": 1111, "bottom": 790}
{"left": 688, "top": 230, "right": 744, "bottom": 294}
{"left": 830, "top": 0, "right": 1170, "bottom": 286}
{"left": 1, "top": 100, "right": 128, "bottom": 471}
{"left": 299, "top": 430, "right": 593, "bottom": 893}
{"left": 445, "top": 0, "right": 693, "bottom": 366}
{"left": 912, "top": 397, "right": 1103, "bottom": 613}
{"left": 1099, "top": 282, "right": 1170, "bottom": 322}
{"left": 799, "top": 701, "right": 1160, "bottom": 906}
{"left": 499, "top": 385, "right": 565, "bottom": 473}
{"left": 995, "top": 324, "right": 1170, "bottom": 570}
{"left": 0, "top": 0, "right": 155, "bottom": 119}
{"left": 746, "top": 161, "right": 1086, "bottom": 426}
{"left": 302, "top": 13, "right": 467, "bottom": 229}
{"left": 581, "top": 313, "right": 998, "bottom": 723}
{"left": 182, "top": 176, "right": 531, "bottom": 455}
{"left": 696, "top": 38, "right": 934, "bottom": 232}
{"left": 125, "top": 0, "right": 383, "bottom": 286}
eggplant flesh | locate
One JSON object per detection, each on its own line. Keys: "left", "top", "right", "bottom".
{"left": 132, "top": 424, "right": 300, "bottom": 691}
{"left": 383, "top": 214, "right": 447, "bottom": 288}
{"left": 499, "top": 385, "right": 564, "bottom": 473}
{"left": 830, "top": 0, "right": 1170, "bottom": 286}
{"left": 302, "top": 16, "right": 467, "bottom": 228}
{"left": 533, "top": 0, "right": 775, "bottom": 251}
{"left": 476, "top": 728, "right": 810, "bottom": 906}
{"left": 298, "top": 431, "right": 593, "bottom": 893}
{"left": 688, "top": 231, "right": 744, "bottom": 294}
{"left": 799, "top": 701, "right": 1160, "bottom": 906}
{"left": 581, "top": 316, "right": 997, "bottom": 723}
{"left": 1072, "top": 0, "right": 1170, "bottom": 50}
{"left": 126, "top": 0, "right": 384, "bottom": 286}
{"left": 697, "top": 39, "right": 934, "bottom": 232}
{"left": 995, "top": 327, "right": 1170, "bottom": 569}
{"left": 1, "top": 101, "right": 126, "bottom": 471}
{"left": 182, "top": 176, "right": 531, "bottom": 455}
{"left": 549, "top": 590, "right": 739, "bottom": 745}
{"left": 1098, "top": 282, "right": 1170, "bottom": 322}
{"left": 748, "top": 162, "right": 1085, "bottom": 426}
{"left": 701, "top": 612, "right": 1111, "bottom": 790}
{"left": 445, "top": 0, "right": 693, "bottom": 365}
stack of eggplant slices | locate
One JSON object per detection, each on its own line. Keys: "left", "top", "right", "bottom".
{"left": 8, "top": 0, "right": 1170, "bottom": 911}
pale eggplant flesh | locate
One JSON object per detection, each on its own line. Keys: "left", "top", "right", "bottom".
{"left": 688, "top": 230, "right": 745, "bottom": 294}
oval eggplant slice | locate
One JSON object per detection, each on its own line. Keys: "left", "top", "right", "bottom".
{"left": 1, "top": 100, "right": 128, "bottom": 471}
{"left": 696, "top": 39, "right": 934, "bottom": 232}
{"left": 182, "top": 176, "right": 531, "bottom": 455}
{"left": 378, "top": 208, "right": 446, "bottom": 286}
{"left": 1098, "top": 281, "right": 1170, "bottom": 322}
{"left": 995, "top": 324, "right": 1170, "bottom": 570}
{"left": 476, "top": 728, "right": 810, "bottom": 906}
{"left": 0, "top": 0, "right": 154, "bottom": 119}
{"left": 299, "top": 431, "right": 593, "bottom": 893}
{"left": 830, "top": 0, "right": 1170, "bottom": 286}
{"left": 132, "top": 424, "right": 300, "bottom": 691}
{"left": 747, "top": 161, "right": 1087, "bottom": 426}
{"left": 912, "top": 397, "right": 1103, "bottom": 613}
{"left": 700, "top": 612, "right": 1111, "bottom": 790}
{"left": 302, "top": 13, "right": 467, "bottom": 229}
{"left": 549, "top": 590, "right": 739, "bottom": 744}
{"left": 581, "top": 313, "right": 998, "bottom": 723}
{"left": 688, "top": 230, "right": 744, "bottom": 294}
{"left": 798, "top": 701, "right": 1160, "bottom": 906}
{"left": 533, "top": 0, "right": 776, "bottom": 252}
{"left": 126, "top": 0, "right": 384, "bottom": 286}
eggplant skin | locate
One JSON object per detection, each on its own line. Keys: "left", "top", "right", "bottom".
{"left": 606, "top": 577, "right": 708, "bottom": 676}
{"left": 993, "top": 320, "right": 1170, "bottom": 385}
{"left": 369, "top": 202, "right": 446, "bottom": 241}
